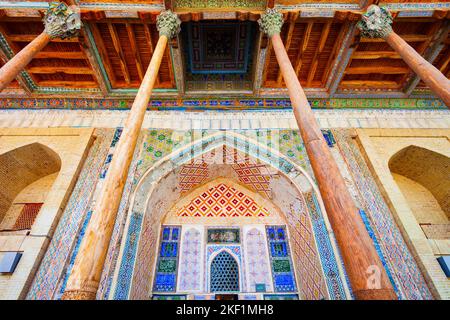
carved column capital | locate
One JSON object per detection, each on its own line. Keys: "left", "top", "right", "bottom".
{"left": 357, "top": 5, "right": 393, "bottom": 39}
{"left": 43, "top": 2, "right": 81, "bottom": 39}
{"left": 258, "top": 8, "right": 284, "bottom": 38}
{"left": 156, "top": 10, "right": 181, "bottom": 39}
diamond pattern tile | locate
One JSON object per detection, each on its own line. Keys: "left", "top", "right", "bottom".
{"left": 177, "top": 183, "right": 270, "bottom": 217}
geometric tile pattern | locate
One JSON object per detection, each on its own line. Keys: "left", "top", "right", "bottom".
{"left": 333, "top": 129, "right": 433, "bottom": 300}
{"left": 206, "top": 245, "right": 242, "bottom": 292}
{"left": 179, "top": 161, "right": 209, "bottom": 195}
{"left": 58, "top": 128, "right": 123, "bottom": 298}
{"left": 225, "top": 145, "right": 273, "bottom": 198}
{"left": 27, "top": 130, "right": 344, "bottom": 299}
{"left": 26, "top": 129, "right": 114, "bottom": 300}
{"left": 97, "top": 131, "right": 144, "bottom": 300}
{"left": 176, "top": 183, "right": 270, "bottom": 217}
{"left": 153, "top": 226, "right": 181, "bottom": 292}
{"left": 210, "top": 251, "right": 240, "bottom": 292}
{"left": 111, "top": 130, "right": 347, "bottom": 300}
{"left": 112, "top": 130, "right": 193, "bottom": 300}
{"left": 359, "top": 208, "right": 399, "bottom": 296}
{"left": 232, "top": 161, "right": 272, "bottom": 199}
{"left": 0, "top": 98, "right": 446, "bottom": 111}
{"left": 178, "top": 228, "right": 202, "bottom": 291}
{"left": 12, "top": 203, "right": 42, "bottom": 230}
{"left": 284, "top": 194, "right": 328, "bottom": 299}
{"left": 186, "top": 22, "right": 252, "bottom": 74}
{"left": 277, "top": 130, "right": 312, "bottom": 177}
{"left": 304, "top": 191, "right": 348, "bottom": 300}
{"left": 178, "top": 145, "right": 274, "bottom": 198}
{"left": 113, "top": 212, "right": 143, "bottom": 300}
{"left": 245, "top": 228, "right": 273, "bottom": 292}
{"left": 266, "top": 226, "right": 297, "bottom": 293}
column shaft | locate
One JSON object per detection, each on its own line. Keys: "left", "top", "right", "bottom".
{"left": 271, "top": 33, "right": 397, "bottom": 300}
{"left": 0, "top": 32, "right": 51, "bottom": 91}
{"left": 385, "top": 31, "right": 450, "bottom": 106}
{"left": 62, "top": 35, "right": 168, "bottom": 300}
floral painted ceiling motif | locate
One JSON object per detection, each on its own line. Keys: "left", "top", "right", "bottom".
{"left": 176, "top": 183, "right": 270, "bottom": 217}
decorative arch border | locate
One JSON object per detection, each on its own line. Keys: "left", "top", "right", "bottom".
{"left": 111, "top": 131, "right": 350, "bottom": 300}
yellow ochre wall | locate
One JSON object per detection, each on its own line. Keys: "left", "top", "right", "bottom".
{"left": 0, "top": 128, "right": 94, "bottom": 299}
{"left": 356, "top": 128, "right": 450, "bottom": 299}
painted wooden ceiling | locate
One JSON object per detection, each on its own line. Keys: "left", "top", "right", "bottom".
{"left": 0, "top": 0, "right": 448, "bottom": 101}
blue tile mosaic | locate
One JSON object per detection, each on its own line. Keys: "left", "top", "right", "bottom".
{"left": 321, "top": 129, "right": 336, "bottom": 147}
{"left": 266, "top": 226, "right": 297, "bottom": 293}
{"left": 113, "top": 212, "right": 143, "bottom": 300}
{"left": 359, "top": 208, "right": 400, "bottom": 297}
{"left": 306, "top": 192, "right": 349, "bottom": 300}
{"left": 154, "top": 274, "right": 177, "bottom": 292}
{"left": 274, "top": 274, "right": 296, "bottom": 291}
{"left": 153, "top": 226, "right": 181, "bottom": 293}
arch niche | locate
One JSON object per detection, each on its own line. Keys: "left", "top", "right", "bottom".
{"left": 111, "top": 132, "right": 350, "bottom": 300}
{"left": 210, "top": 250, "right": 240, "bottom": 293}
{"left": 0, "top": 143, "right": 61, "bottom": 231}
{"left": 389, "top": 145, "right": 449, "bottom": 236}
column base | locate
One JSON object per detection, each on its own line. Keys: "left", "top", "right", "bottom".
{"left": 61, "top": 289, "right": 97, "bottom": 300}
{"left": 353, "top": 289, "right": 398, "bottom": 300}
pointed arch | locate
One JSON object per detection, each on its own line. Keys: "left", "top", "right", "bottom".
{"left": 209, "top": 250, "right": 240, "bottom": 293}
{"left": 0, "top": 142, "right": 61, "bottom": 226}
{"left": 389, "top": 145, "right": 450, "bottom": 219}
{"left": 112, "top": 131, "right": 349, "bottom": 300}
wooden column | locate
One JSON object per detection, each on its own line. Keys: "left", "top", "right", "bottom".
{"left": 61, "top": 10, "right": 180, "bottom": 300}
{"left": 0, "top": 2, "right": 80, "bottom": 91}
{"left": 358, "top": 5, "right": 450, "bottom": 106}
{"left": 259, "top": 9, "right": 397, "bottom": 300}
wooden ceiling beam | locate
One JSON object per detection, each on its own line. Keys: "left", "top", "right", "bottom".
{"left": 439, "top": 54, "right": 450, "bottom": 73}
{"left": 143, "top": 23, "right": 160, "bottom": 85}
{"left": 78, "top": 27, "right": 108, "bottom": 95}
{"left": 38, "top": 80, "right": 98, "bottom": 88}
{"left": 276, "top": 12, "right": 298, "bottom": 86}
{"left": 34, "top": 51, "right": 86, "bottom": 59}
{"left": 294, "top": 22, "right": 313, "bottom": 77}
{"left": 0, "top": 48, "right": 32, "bottom": 94}
{"left": 360, "top": 34, "right": 429, "bottom": 43}
{"left": 345, "top": 66, "right": 409, "bottom": 74}
{"left": 107, "top": 22, "right": 131, "bottom": 84}
{"left": 8, "top": 34, "right": 79, "bottom": 43}
{"left": 90, "top": 23, "right": 116, "bottom": 86}
{"left": 340, "top": 80, "right": 400, "bottom": 89}
{"left": 307, "top": 21, "right": 331, "bottom": 86}
{"left": 261, "top": 38, "right": 272, "bottom": 87}
{"left": 321, "top": 22, "right": 347, "bottom": 85}
{"left": 401, "top": 20, "right": 444, "bottom": 92}
{"left": 126, "top": 23, "right": 144, "bottom": 81}
{"left": 28, "top": 66, "right": 94, "bottom": 75}
{"left": 0, "top": 23, "right": 34, "bottom": 93}
{"left": 165, "top": 46, "right": 174, "bottom": 88}
{"left": 351, "top": 51, "right": 401, "bottom": 59}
